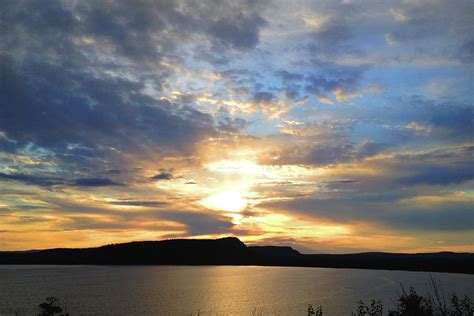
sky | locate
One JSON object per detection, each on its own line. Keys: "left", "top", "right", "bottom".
{"left": 1, "top": 0, "right": 473, "bottom": 253}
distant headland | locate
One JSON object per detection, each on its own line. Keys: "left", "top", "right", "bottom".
{"left": 1, "top": 237, "right": 472, "bottom": 274}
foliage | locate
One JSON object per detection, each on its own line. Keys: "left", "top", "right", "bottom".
{"left": 388, "top": 277, "right": 474, "bottom": 316}
{"left": 307, "top": 304, "right": 323, "bottom": 316}
{"left": 352, "top": 300, "right": 383, "bottom": 316}
{"left": 323, "top": 277, "right": 472, "bottom": 316}
{"left": 38, "top": 297, "right": 69, "bottom": 316}
{"left": 388, "top": 286, "right": 433, "bottom": 316}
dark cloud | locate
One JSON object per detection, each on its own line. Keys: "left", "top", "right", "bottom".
{"left": 20, "top": 195, "right": 236, "bottom": 236}
{"left": 253, "top": 91, "right": 276, "bottom": 103}
{"left": 324, "top": 179, "right": 359, "bottom": 184}
{"left": 427, "top": 104, "right": 474, "bottom": 140}
{"left": 217, "top": 117, "right": 250, "bottom": 133}
{"left": 108, "top": 201, "right": 167, "bottom": 207}
{"left": 300, "top": 0, "right": 474, "bottom": 64}
{"left": 2, "top": 0, "right": 268, "bottom": 60}
{"left": 300, "top": 3, "right": 355, "bottom": 55}
{"left": 384, "top": 204, "right": 474, "bottom": 231}
{"left": 319, "top": 96, "right": 473, "bottom": 144}
{"left": 0, "top": 0, "right": 270, "bottom": 179}
{"left": 271, "top": 140, "right": 388, "bottom": 166}
{"left": 0, "top": 55, "right": 216, "bottom": 172}
{"left": 399, "top": 165, "right": 474, "bottom": 186}
{"left": 61, "top": 216, "right": 177, "bottom": 232}
{"left": 307, "top": 143, "right": 354, "bottom": 165}
{"left": 308, "top": 23, "right": 352, "bottom": 52}
{"left": 74, "top": 178, "right": 122, "bottom": 187}
{"left": 304, "top": 65, "right": 366, "bottom": 100}
{"left": 157, "top": 211, "right": 235, "bottom": 235}
{"left": 274, "top": 72, "right": 306, "bottom": 101}
{"left": 0, "top": 204, "right": 45, "bottom": 211}
{"left": 393, "top": 146, "right": 474, "bottom": 186}
{"left": 276, "top": 70, "right": 304, "bottom": 82}
{"left": 386, "top": 2, "right": 474, "bottom": 42}
{"left": 458, "top": 38, "right": 474, "bottom": 63}
{"left": 105, "top": 169, "right": 122, "bottom": 175}
{"left": 262, "top": 196, "right": 474, "bottom": 232}
{"left": 0, "top": 172, "right": 123, "bottom": 188}
{"left": 45, "top": 197, "right": 236, "bottom": 235}
{"left": 207, "top": 13, "right": 267, "bottom": 50}
{"left": 0, "top": 172, "right": 66, "bottom": 187}
{"left": 260, "top": 144, "right": 474, "bottom": 232}
{"left": 251, "top": 91, "right": 287, "bottom": 114}
{"left": 355, "top": 141, "right": 388, "bottom": 159}
{"left": 151, "top": 171, "right": 173, "bottom": 181}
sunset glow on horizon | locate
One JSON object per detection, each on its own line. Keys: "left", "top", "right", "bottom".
{"left": 1, "top": 0, "right": 473, "bottom": 253}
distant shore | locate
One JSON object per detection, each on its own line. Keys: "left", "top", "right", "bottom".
{"left": 1, "top": 237, "right": 473, "bottom": 274}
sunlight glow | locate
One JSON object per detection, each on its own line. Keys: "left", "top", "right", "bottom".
{"left": 202, "top": 189, "right": 248, "bottom": 212}
{"left": 205, "top": 160, "right": 265, "bottom": 175}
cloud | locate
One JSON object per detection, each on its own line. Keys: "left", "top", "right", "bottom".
{"left": 324, "top": 179, "right": 360, "bottom": 184}
{"left": 355, "top": 141, "right": 388, "bottom": 159}
{"left": 267, "top": 139, "right": 388, "bottom": 167}
{"left": 275, "top": 70, "right": 304, "bottom": 82}
{"left": 108, "top": 201, "right": 167, "bottom": 207}
{"left": 262, "top": 195, "right": 474, "bottom": 232}
{"left": 257, "top": 144, "right": 474, "bottom": 234}
{"left": 385, "top": 203, "right": 474, "bottom": 231}
{"left": 0, "top": 53, "right": 217, "bottom": 177}
{"left": 399, "top": 152, "right": 474, "bottom": 185}
{"left": 252, "top": 91, "right": 289, "bottom": 117}
{"left": 427, "top": 104, "right": 473, "bottom": 140}
{"left": 384, "top": 1, "right": 474, "bottom": 63}
{"left": 0, "top": 172, "right": 66, "bottom": 187}
{"left": 317, "top": 95, "right": 334, "bottom": 105}
{"left": 304, "top": 66, "right": 366, "bottom": 103}
{"left": 370, "top": 146, "right": 474, "bottom": 187}
{"left": 389, "top": 8, "right": 409, "bottom": 22}
{"left": 384, "top": 33, "right": 398, "bottom": 47}
{"left": 151, "top": 171, "right": 174, "bottom": 181}
{"left": 0, "top": 0, "right": 270, "bottom": 176}
{"left": 2, "top": 0, "right": 269, "bottom": 59}
{"left": 1, "top": 0, "right": 473, "bottom": 252}
{"left": 207, "top": 13, "right": 267, "bottom": 50}
{"left": 302, "top": 9, "right": 352, "bottom": 52}
{"left": 157, "top": 211, "right": 236, "bottom": 235}
{"left": 74, "top": 178, "right": 122, "bottom": 187}
{"left": 458, "top": 38, "right": 474, "bottom": 63}
{"left": 404, "top": 122, "right": 432, "bottom": 135}
{"left": 0, "top": 173, "right": 122, "bottom": 188}
{"left": 302, "top": 12, "right": 333, "bottom": 32}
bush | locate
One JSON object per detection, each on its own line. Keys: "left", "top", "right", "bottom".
{"left": 307, "top": 304, "right": 323, "bottom": 316}
{"left": 352, "top": 300, "right": 383, "bottom": 316}
{"left": 388, "top": 286, "right": 433, "bottom": 316}
{"left": 387, "top": 277, "right": 474, "bottom": 316}
{"left": 38, "top": 297, "right": 69, "bottom": 316}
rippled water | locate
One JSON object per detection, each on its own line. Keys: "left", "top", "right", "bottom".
{"left": 0, "top": 265, "right": 473, "bottom": 315}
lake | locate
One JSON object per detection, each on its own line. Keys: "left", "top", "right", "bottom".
{"left": 0, "top": 265, "right": 473, "bottom": 315}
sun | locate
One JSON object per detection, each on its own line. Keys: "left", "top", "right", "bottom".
{"left": 202, "top": 189, "right": 248, "bottom": 212}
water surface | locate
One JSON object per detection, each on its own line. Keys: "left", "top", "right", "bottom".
{"left": 0, "top": 265, "right": 473, "bottom": 315}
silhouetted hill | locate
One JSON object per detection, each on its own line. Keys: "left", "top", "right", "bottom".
{"left": 1, "top": 237, "right": 472, "bottom": 274}
{"left": 0, "top": 237, "right": 249, "bottom": 265}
